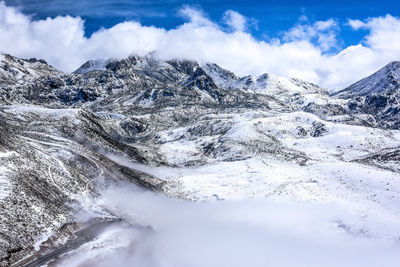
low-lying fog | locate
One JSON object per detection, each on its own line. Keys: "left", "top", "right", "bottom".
{"left": 57, "top": 183, "right": 400, "bottom": 267}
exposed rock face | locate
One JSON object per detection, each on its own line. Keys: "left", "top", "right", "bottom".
{"left": 0, "top": 53, "right": 400, "bottom": 265}
{"left": 332, "top": 61, "right": 400, "bottom": 129}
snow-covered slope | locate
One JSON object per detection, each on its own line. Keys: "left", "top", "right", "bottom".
{"left": 0, "top": 53, "right": 58, "bottom": 86}
{"left": 1, "top": 53, "right": 400, "bottom": 266}
{"left": 203, "top": 62, "right": 327, "bottom": 96}
{"left": 334, "top": 61, "right": 400, "bottom": 97}
{"left": 73, "top": 59, "right": 115, "bottom": 74}
{"left": 332, "top": 61, "right": 400, "bottom": 129}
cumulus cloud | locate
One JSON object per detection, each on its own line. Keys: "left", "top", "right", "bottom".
{"left": 283, "top": 18, "right": 339, "bottom": 51}
{"left": 223, "top": 10, "right": 248, "bottom": 32}
{"left": 1, "top": 1, "right": 400, "bottom": 90}
{"left": 178, "top": 6, "right": 215, "bottom": 27}
{"left": 349, "top": 15, "right": 400, "bottom": 56}
{"left": 348, "top": 19, "right": 365, "bottom": 30}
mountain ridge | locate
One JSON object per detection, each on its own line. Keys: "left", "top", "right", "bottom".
{"left": 333, "top": 61, "right": 400, "bottom": 97}
{"left": 1, "top": 52, "right": 400, "bottom": 265}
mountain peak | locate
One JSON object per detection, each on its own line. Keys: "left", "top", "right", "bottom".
{"left": 0, "top": 53, "right": 58, "bottom": 85}
{"left": 333, "top": 61, "right": 400, "bottom": 98}
{"left": 73, "top": 59, "right": 114, "bottom": 74}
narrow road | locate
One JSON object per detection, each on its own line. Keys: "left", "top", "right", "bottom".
{"left": 15, "top": 219, "right": 121, "bottom": 267}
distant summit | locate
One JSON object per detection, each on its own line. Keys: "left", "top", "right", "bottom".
{"left": 333, "top": 61, "right": 400, "bottom": 97}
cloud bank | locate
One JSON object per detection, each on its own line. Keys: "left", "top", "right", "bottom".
{"left": 1, "top": 2, "right": 400, "bottom": 90}
{"left": 58, "top": 184, "right": 400, "bottom": 267}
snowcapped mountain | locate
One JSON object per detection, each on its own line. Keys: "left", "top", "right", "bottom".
{"left": 332, "top": 61, "right": 400, "bottom": 129}
{"left": 334, "top": 61, "right": 400, "bottom": 97}
{"left": 0, "top": 53, "right": 400, "bottom": 266}
{"left": 73, "top": 58, "right": 116, "bottom": 74}
{"left": 203, "top": 62, "right": 326, "bottom": 96}
{"left": 0, "top": 54, "right": 58, "bottom": 86}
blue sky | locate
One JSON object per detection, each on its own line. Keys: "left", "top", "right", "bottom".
{"left": 4, "top": 0, "right": 399, "bottom": 48}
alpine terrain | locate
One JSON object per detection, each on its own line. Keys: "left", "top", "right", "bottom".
{"left": 0, "top": 53, "right": 400, "bottom": 266}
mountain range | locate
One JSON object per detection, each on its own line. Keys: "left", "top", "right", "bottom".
{"left": 0, "top": 53, "right": 399, "bottom": 266}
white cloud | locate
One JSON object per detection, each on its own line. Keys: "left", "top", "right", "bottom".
{"left": 223, "top": 10, "right": 248, "bottom": 32}
{"left": 283, "top": 18, "right": 339, "bottom": 51}
{"left": 177, "top": 6, "right": 215, "bottom": 27}
{"left": 350, "top": 15, "right": 400, "bottom": 55}
{"left": 1, "top": 2, "right": 400, "bottom": 90}
{"left": 57, "top": 184, "right": 400, "bottom": 267}
{"left": 348, "top": 19, "right": 365, "bottom": 30}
